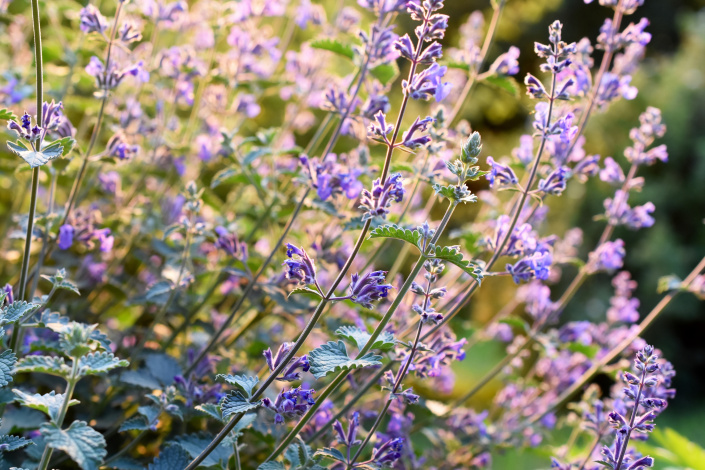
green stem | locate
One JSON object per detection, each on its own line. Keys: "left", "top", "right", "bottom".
{"left": 37, "top": 359, "right": 79, "bottom": 470}
{"left": 13, "top": 0, "right": 44, "bottom": 352}
{"left": 305, "top": 363, "right": 392, "bottom": 444}
{"left": 62, "top": 0, "right": 123, "bottom": 224}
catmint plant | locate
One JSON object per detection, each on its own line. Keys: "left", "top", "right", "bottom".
{"left": 0, "top": 0, "right": 702, "bottom": 469}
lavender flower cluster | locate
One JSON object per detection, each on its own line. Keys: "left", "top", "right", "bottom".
{"left": 0, "top": 0, "right": 701, "bottom": 469}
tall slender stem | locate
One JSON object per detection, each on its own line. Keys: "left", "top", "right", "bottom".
{"left": 37, "top": 359, "right": 79, "bottom": 470}
{"left": 62, "top": 0, "right": 123, "bottom": 224}
{"left": 12, "top": 0, "right": 44, "bottom": 353}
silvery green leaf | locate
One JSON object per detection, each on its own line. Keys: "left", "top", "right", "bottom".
{"left": 1, "top": 301, "right": 41, "bottom": 324}
{"left": 216, "top": 374, "right": 258, "bottom": 398}
{"left": 195, "top": 403, "right": 223, "bottom": 422}
{"left": 257, "top": 462, "right": 286, "bottom": 470}
{"left": 310, "top": 38, "right": 354, "bottom": 59}
{"left": 138, "top": 405, "right": 161, "bottom": 424}
{"left": 41, "top": 421, "right": 106, "bottom": 470}
{"left": 133, "top": 280, "right": 174, "bottom": 305}
{"left": 144, "top": 353, "right": 182, "bottom": 386}
{"left": 147, "top": 445, "right": 190, "bottom": 470}
{"left": 368, "top": 224, "right": 422, "bottom": 252}
{"left": 220, "top": 391, "right": 261, "bottom": 419}
{"left": 0, "top": 350, "right": 17, "bottom": 387}
{"left": 42, "top": 270, "right": 80, "bottom": 296}
{"left": 0, "top": 434, "right": 33, "bottom": 451}
{"left": 14, "top": 355, "right": 70, "bottom": 378}
{"left": 288, "top": 286, "right": 323, "bottom": 299}
{"left": 427, "top": 245, "right": 484, "bottom": 282}
{"left": 7, "top": 140, "right": 63, "bottom": 168}
{"left": 14, "top": 390, "right": 79, "bottom": 422}
{"left": 170, "top": 433, "right": 233, "bottom": 469}
{"left": 119, "top": 370, "right": 162, "bottom": 390}
{"left": 78, "top": 352, "right": 129, "bottom": 377}
{"left": 313, "top": 447, "right": 346, "bottom": 462}
{"left": 308, "top": 341, "right": 382, "bottom": 379}
{"left": 335, "top": 326, "right": 396, "bottom": 352}
{"left": 118, "top": 416, "right": 150, "bottom": 433}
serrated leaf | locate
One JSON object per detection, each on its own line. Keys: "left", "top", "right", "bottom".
{"left": 368, "top": 224, "right": 422, "bottom": 252}
{"left": 220, "top": 391, "right": 261, "bottom": 418}
{"left": 170, "top": 433, "right": 233, "bottom": 468}
{"left": 118, "top": 416, "right": 150, "bottom": 433}
{"left": 310, "top": 38, "right": 354, "bottom": 59}
{"left": 14, "top": 355, "right": 70, "bottom": 378}
{"left": 0, "top": 434, "right": 33, "bottom": 451}
{"left": 288, "top": 286, "right": 323, "bottom": 299}
{"left": 7, "top": 140, "right": 63, "bottom": 168}
{"left": 482, "top": 74, "right": 520, "bottom": 97}
{"left": 258, "top": 462, "right": 286, "bottom": 470}
{"left": 41, "top": 420, "right": 106, "bottom": 470}
{"left": 0, "top": 349, "right": 17, "bottom": 387}
{"left": 119, "top": 370, "right": 162, "bottom": 390}
{"left": 308, "top": 341, "right": 382, "bottom": 379}
{"left": 0, "top": 109, "right": 17, "bottom": 121}
{"left": 443, "top": 60, "right": 471, "bottom": 71}
{"left": 335, "top": 326, "right": 396, "bottom": 351}
{"left": 195, "top": 403, "right": 223, "bottom": 422}
{"left": 427, "top": 245, "right": 484, "bottom": 282}
{"left": 1, "top": 301, "right": 41, "bottom": 324}
{"left": 78, "top": 352, "right": 129, "bottom": 376}
{"left": 314, "top": 447, "right": 346, "bottom": 462}
{"left": 43, "top": 271, "right": 81, "bottom": 296}
{"left": 148, "top": 445, "right": 190, "bottom": 470}
{"left": 51, "top": 136, "right": 76, "bottom": 156}
{"left": 14, "top": 389, "right": 79, "bottom": 422}
{"left": 217, "top": 374, "right": 258, "bottom": 398}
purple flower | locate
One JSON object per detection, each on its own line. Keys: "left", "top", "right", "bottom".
{"left": 283, "top": 244, "right": 317, "bottom": 286}
{"left": 507, "top": 251, "right": 553, "bottom": 284}
{"left": 348, "top": 270, "right": 393, "bottom": 309}
{"left": 58, "top": 224, "right": 75, "bottom": 250}
{"left": 401, "top": 116, "right": 434, "bottom": 149}
{"left": 263, "top": 342, "right": 310, "bottom": 382}
{"left": 79, "top": 4, "right": 108, "bottom": 34}
{"left": 372, "top": 437, "right": 404, "bottom": 466}
{"left": 489, "top": 46, "right": 520, "bottom": 76}
{"left": 333, "top": 412, "right": 361, "bottom": 447}
{"left": 402, "top": 63, "right": 450, "bottom": 101}
{"left": 359, "top": 173, "right": 405, "bottom": 221}
{"left": 262, "top": 387, "right": 316, "bottom": 424}
{"left": 214, "top": 226, "right": 247, "bottom": 260}
{"left": 587, "top": 239, "right": 626, "bottom": 273}
{"left": 538, "top": 166, "right": 570, "bottom": 196}
{"left": 600, "top": 157, "right": 626, "bottom": 185}
{"left": 486, "top": 156, "right": 518, "bottom": 188}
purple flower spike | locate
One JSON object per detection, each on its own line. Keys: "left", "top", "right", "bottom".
{"left": 359, "top": 173, "right": 405, "bottom": 221}
{"left": 486, "top": 156, "right": 518, "bottom": 188}
{"left": 283, "top": 244, "right": 317, "bottom": 286}
{"left": 348, "top": 270, "right": 393, "bottom": 309}
{"left": 401, "top": 116, "right": 434, "bottom": 149}
{"left": 58, "top": 224, "right": 75, "bottom": 250}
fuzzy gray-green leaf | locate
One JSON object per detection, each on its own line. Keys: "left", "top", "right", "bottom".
{"left": 308, "top": 341, "right": 382, "bottom": 379}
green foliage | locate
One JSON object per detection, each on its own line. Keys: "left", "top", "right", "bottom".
{"left": 41, "top": 420, "right": 107, "bottom": 470}
{"left": 308, "top": 341, "right": 382, "bottom": 379}
{"left": 14, "top": 355, "right": 70, "bottom": 378}
{"left": 170, "top": 433, "right": 233, "bottom": 469}
{"left": 432, "top": 183, "right": 478, "bottom": 205}
{"left": 335, "top": 325, "right": 396, "bottom": 351}
{"left": 1, "top": 301, "right": 41, "bottom": 325}
{"left": 41, "top": 268, "right": 80, "bottom": 296}
{"left": 0, "top": 349, "right": 17, "bottom": 387}
{"left": 0, "top": 109, "right": 17, "bottom": 121}
{"left": 310, "top": 38, "right": 354, "bottom": 59}
{"left": 427, "top": 245, "right": 484, "bottom": 282}
{"left": 7, "top": 139, "right": 65, "bottom": 168}
{"left": 636, "top": 427, "right": 705, "bottom": 469}
{"left": 219, "top": 391, "right": 261, "bottom": 418}
{"left": 77, "top": 352, "right": 129, "bottom": 377}
{"left": 13, "top": 389, "right": 78, "bottom": 423}
{"left": 147, "top": 445, "right": 191, "bottom": 470}
{"left": 368, "top": 224, "right": 423, "bottom": 252}
{"left": 288, "top": 286, "right": 323, "bottom": 299}
{"left": 216, "top": 374, "right": 259, "bottom": 398}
